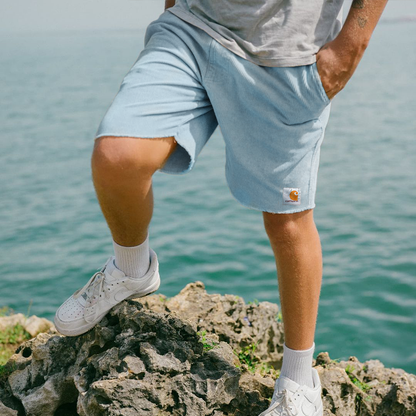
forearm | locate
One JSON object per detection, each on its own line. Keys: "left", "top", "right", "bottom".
{"left": 338, "top": 0, "right": 389, "bottom": 54}
{"left": 315, "top": 0, "right": 388, "bottom": 99}
{"left": 165, "top": 0, "right": 175, "bottom": 10}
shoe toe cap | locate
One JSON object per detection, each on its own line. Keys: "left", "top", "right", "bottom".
{"left": 55, "top": 296, "right": 86, "bottom": 329}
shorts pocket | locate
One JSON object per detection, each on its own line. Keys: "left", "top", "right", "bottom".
{"left": 277, "top": 64, "right": 331, "bottom": 125}
{"left": 311, "top": 62, "right": 331, "bottom": 106}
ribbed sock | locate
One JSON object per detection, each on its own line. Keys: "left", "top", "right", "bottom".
{"left": 112, "top": 235, "right": 150, "bottom": 279}
{"left": 280, "top": 342, "right": 315, "bottom": 389}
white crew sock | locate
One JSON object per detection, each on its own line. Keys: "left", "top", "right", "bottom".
{"left": 112, "top": 235, "right": 150, "bottom": 279}
{"left": 280, "top": 342, "right": 315, "bottom": 389}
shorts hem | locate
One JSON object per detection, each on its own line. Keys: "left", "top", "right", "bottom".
{"left": 94, "top": 130, "right": 195, "bottom": 175}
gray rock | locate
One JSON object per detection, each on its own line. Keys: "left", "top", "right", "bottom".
{"left": 23, "top": 315, "right": 55, "bottom": 338}
{"left": 0, "top": 282, "right": 415, "bottom": 415}
{"left": 140, "top": 281, "right": 285, "bottom": 367}
{"left": 316, "top": 352, "right": 416, "bottom": 416}
{"left": 0, "top": 401, "right": 18, "bottom": 416}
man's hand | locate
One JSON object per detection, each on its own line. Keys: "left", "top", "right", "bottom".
{"left": 316, "top": 36, "right": 366, "bottom": 100}
{"left": 316, "top": 0, "right": 388, "bottom": 100}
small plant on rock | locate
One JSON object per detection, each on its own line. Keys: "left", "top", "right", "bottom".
{"left": 197, "top": 330, "right": 219, "bottom": 352}
{"left": 320, "top": 357, "right": 341, "bottom": 368}
{"left": 0, "top": 304, "right": 33, "bottom": 367}
{"left": 0, "top": 324, "right": 31, "bottom": 366}
{"left": 258, "top": 361, "right": 280, "bottom": 379}
{"left": 345, "top": 364, "right": 372, "bottom": 394}
{"left": 234, "top": 342, "right": 260, "bottom": 373}
{"left": 234, "top": 342, "right": 280, "bottom": 377}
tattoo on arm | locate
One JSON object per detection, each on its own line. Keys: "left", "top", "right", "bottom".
{"left": 351, "top": 0, "right": 367, "bottom": 28}
{"left": 352, "top": 0, "right": 365, "bottom": 9}
{"left": 357, "top": 17, "right": 367, "bottom": 28}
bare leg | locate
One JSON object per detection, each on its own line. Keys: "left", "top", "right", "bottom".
{"left": 54, "top": 135, "right": 177, "bottom": 336}
{"left": 263, "top": 209, "right": 322, "bottom": 351}
{"left": 91, "top": 136, "right": 177, "bottom": 247}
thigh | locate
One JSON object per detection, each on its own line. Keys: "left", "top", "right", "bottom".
{"left": 95, "top": 11, "right": 219, "bottom": 175}
{"left": 205, "top": 43, "right": 331, "bottom": 213}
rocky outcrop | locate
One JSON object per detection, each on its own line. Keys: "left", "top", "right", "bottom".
{"left": 140, "top": 281, "right": 284, "bottom": 368}
{"left": 0, "top": 281, "right": 415, "bottom": 416}
{"left": 316, "top": 353, "right": 416, "bottom": 416}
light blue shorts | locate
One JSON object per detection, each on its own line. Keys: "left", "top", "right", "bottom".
{"left": 95, "top": 10, "right": 331, "bottom": 214}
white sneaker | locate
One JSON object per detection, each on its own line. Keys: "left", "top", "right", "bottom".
{"left": 258, "top": 368, "right": 323, "bottom": 416}
{"left": 54, "top": 249, "right": 160, "bottom": 336}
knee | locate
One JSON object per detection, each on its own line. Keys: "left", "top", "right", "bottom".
{"left": 263, "top": 210, "right": 313, "bottom": 245}
{"left": 92, "top": 136, "right": 175, "bottom": 180}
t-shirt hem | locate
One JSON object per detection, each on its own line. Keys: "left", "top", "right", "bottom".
{"left": 168, "top": 8, "right": 317, "bottom": 68}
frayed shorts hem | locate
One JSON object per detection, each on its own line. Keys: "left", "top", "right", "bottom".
{"left": 94, "top": 130, "right": 196, "bottom": 175}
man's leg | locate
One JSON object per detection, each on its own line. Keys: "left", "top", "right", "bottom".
{"left": 91, "top": 135, "right": 177, "bottom": 277}
{"left": 263, "top": 209, "right": 322, "bottom": 388}
{"left": 54, "top": 135, "right": 178, "bottom": 336}
{"left": 92, "top": 136, "right": 177, "bottom": 246}
{"left": 55, "top": 10, "right": 220, "bottom": 337}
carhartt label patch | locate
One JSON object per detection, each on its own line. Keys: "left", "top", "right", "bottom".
{"left": 283, "top": 188, "right": 301, "bottom": 205}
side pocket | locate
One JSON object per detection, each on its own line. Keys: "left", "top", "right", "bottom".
{"left": 311, "top": 62, "right": 331, "bottom": 106}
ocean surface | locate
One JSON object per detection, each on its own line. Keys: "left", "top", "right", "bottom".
{"left": 1, "top": 19, "right": 415, "bottom": 374}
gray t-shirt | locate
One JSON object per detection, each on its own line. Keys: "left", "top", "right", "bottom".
{"left": 168, "top": 0, "right": 344, "bottom": 67}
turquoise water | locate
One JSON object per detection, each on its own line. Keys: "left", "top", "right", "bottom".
{"left": 1, "top": 21, "right": 415, "bottom": 373}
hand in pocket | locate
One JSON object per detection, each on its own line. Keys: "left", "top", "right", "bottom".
{"left": 316, "top": 37, "right": 365, "bottom": 100}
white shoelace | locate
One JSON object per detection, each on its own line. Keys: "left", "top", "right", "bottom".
{"left": 73, "top": 259, "right": 113, "bottom": 308}
{"left": 267, "top": 389, "right": 298, "bottom": 416}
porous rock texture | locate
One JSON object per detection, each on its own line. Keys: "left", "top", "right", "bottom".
{"left": 0, "top": 281, "right": 415, "bottom": 416}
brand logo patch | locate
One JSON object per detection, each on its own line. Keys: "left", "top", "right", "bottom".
{"left": 283, "top": 188, "right": 301, "bottom": 205}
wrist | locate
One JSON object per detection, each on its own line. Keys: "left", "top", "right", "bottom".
{"left": 336, "top": 30, "right": 370, "bottom": 57}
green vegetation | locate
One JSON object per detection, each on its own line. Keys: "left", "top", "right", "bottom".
{"left": 231, "top": 295, "right": 241, "bottom": 305}
{"left": 345, "top": 364, "right": 372, "bottom": 401}
{"left": 197, "top": 330, "right": 219, "bottom": 352}
{"left": 197, "top": 329, "right": 280, "bottom": 378}
{"left": 0, "top": 324, "right": 31, "bottom": 346}
{"left": 234, "top": 341, "right": 280, "bottom": 378}
{"left": 247, "top": 299, "right": 259, "bottom": 306}
{"left": 319, "top": 357, "right": 341, "bottom": 368}
{"left": 234, "top": 342, "right": 259, "bottom": 373}
{"left": 0, "top": 305, "right": 32, "bottom": 368}
{"left": 258, "top": 361, "right": 280, "bottom": 379}
{"left": 0, "top": 326, "right": 31, "bottom": 366}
